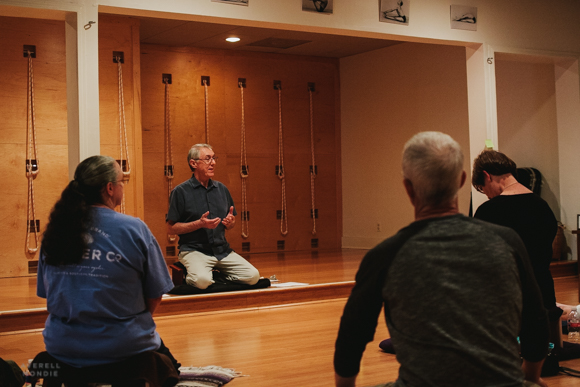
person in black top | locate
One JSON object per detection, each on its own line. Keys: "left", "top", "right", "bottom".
{"left": 472, "top": 149, "right": 573, "bottom": 348}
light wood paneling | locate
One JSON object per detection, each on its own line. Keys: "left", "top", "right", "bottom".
{"left": 140, "top": 44, "right": 341, "bottom": 257}
{"left": 98, "top": 15, "right": 143, "bottom": 218}
{"left": 0, "top": 16, "right": 68, "bottom": 277}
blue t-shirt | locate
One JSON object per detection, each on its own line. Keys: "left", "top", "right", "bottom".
{"left": 37, "top": 206, "right": 174, "bottom": 367}
{"left": 166, "top": 175, "right": 236, "bottom": 259}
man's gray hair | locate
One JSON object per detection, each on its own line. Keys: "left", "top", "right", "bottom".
{"left": 187, "top": 143, "right": 213, "bottom": 170}
{"left": 402, "top": 132, "right": 464, "bottom": 207}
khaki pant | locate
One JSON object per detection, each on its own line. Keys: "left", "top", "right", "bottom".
{"left": 178, "top": 250, "right": 260, "bottom": 289}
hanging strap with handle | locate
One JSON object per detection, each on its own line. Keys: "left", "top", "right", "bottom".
{"left": 116, "top": 55, "right": 130, "bottom": 213}
{"left": 308, "top": 84, "right": 317, "bottom": 236}
{"left": 239, "top": 81, "right": 249, "bottom": 239}
{"left": 276, "top": 84, "right": 288, "bottom": 236}
{"left": 203, "top": 78, "right": 210, "bottom": 143}
{"left": 25, "top": 51, "right": 39, "bottom": 254}
{"left": 164, "top": 77, "right": 177, "bottom": 243}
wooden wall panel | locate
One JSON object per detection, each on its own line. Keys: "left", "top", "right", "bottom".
{"left": 0, "top": 16, "right": 68, "bottom": 277}
{"left": 98, "top": 15, "right": 143, "bottom": 217}
{"left": 141, "top": 44, "right": 341, "bottom": 259}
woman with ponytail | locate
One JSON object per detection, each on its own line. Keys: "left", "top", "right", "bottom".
{"left": 36, "top": 156, "right": 180, "bottom": 384}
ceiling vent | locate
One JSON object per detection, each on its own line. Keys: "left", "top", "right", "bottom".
{"left": 247, "top": 38, "right": 311, "bottom": 49}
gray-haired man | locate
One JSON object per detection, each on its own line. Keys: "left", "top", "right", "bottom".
{"left": 334, "top": 132, "right": 549, "bottom": 387}
{"left": 167, "top": 143, "right": 259, "bottom": 290}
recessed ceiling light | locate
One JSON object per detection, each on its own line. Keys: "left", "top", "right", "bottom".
{"left": 226, "top": 37, "right": 241, "bottom": 43}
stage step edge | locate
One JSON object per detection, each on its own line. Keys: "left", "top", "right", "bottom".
{"left": 0, "top": 281, "right": 355, "bottom": 334}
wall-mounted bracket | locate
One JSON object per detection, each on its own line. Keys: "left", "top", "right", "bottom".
{"left": 276, "top": 210, "right": 286, "bottom": 220}
{"left": 275, "top": 165, "right": 284, "bottom": 175}
{"left": 28, "top": 260, "right": 38, "bottom": 274}
{"left": 242, "top": 242, "right": 251, "bottom": 252}
{"left": 23, "top": 45, "right": 36, "bottom": 58}
{"left": 201, "top": 76, "right": 210, "bottom": 86}
{"left": 26, "top": 159, "right": 38, "bottom": 173}
{"left": 164, "top": 165, "right": 174, "bottom": 176}
{"left": 274, "top": 80, "right": 281, "bottom": 90}
{"left": 310, "top": 209, "right": 319, "bottom": 219}
{"left": 277, "top": 240, "right": 285, "bottom": 250}
{"left": 28, "top": 219, "right": 40, "bottom": 233}
{"left": 308, "top": 82, "right": 315, "bottom": 92}
{"left": 113, "top": 51, "right": 124, "bottom": 63}
{"left": 116, "top": 159, "right": 128, "bottom": 172}
{"left": 309, "top": 165, "right": 317, "bottom": 175}
{"left": 162, "top": 74, "right": 172, "bottom": 84}
{"left": 238, "top": 78, "right": 246, "bottom": 88}
{"left": 241, "top": 211, "right": 250, "bottom": 221}
{"left": 311, "top": 238, "right": 319, "bottom": 248}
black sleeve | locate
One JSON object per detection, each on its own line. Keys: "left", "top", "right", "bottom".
{"left": 333, "top": 224, "right": 422, "bottom": 378}
{"left": 509, "top": 231, "right": 549, "bottom": 362}
{"left": 333, "top": 246, "right": 387, "bottom": 377}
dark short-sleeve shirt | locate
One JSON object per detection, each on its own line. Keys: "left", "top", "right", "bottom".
{"left": 166, "top": 175, "right": 236, "bottom": 260}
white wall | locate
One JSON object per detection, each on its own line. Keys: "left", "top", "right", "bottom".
{"left": 495, "top": 57, "right": 561, "bottom": 216}
{"left": 555, "top": 58, "right": 580, "bottom": 261}
{"left": 493, "top": 55, "right": 580, "bottom": 260}
{"left": 340, "top": 42, "right": 471, "bottom": 247}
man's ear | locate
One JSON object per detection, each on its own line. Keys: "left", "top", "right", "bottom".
{"left": 403, "top": 178, "right": 415, "bottom": 204}
{"left": 189, "top": 159, "right": 197, "bottom": 170}
{"left": 459, "top": 170, "right": 467, "bottom": 188}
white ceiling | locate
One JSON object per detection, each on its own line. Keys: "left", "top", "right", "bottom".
{"left": 138, "top": 16, "right": 401, "bottom": 58}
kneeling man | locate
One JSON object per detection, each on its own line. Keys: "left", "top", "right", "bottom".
{"left": 167, "top": 143, "right": 260, "bottom": 290}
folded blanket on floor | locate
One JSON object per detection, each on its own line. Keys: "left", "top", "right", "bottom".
{"left": 176, "top": 365, "right": 245, "bottom": 387}
{"left": 169, "top": 277, "right": 270, "bottom": 295}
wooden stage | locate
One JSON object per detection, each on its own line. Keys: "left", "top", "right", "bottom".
{"left": 0, "top": 249, "right": 367, "bottom": 332}
{"left": 2, "top": 249, "right": 580, "bottom": 386}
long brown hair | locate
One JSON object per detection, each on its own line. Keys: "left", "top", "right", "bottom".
{"left": 42, "top": 155, "right": 118, "bottom": 266}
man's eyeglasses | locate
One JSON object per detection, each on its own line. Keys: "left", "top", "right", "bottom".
{"left": 194, "top": 156, "right": 219, "bottom": 164}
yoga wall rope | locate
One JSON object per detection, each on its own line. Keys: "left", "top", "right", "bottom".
{"left": 239, "top": 81, "right": 249, "bottom": 239}
{"left": 25, "top": 50, "right": 39, "bottom": 254}
{"left": 116, "top": 55, "right": 130, "bottom": 214}
{"left": 164, "top": 77, "right": 177, "bottom": 243}
{"left": 308, "top": 84, "right": 317, "bottom": 236}
{"left": 276, "top": 83, "right": 288, "bottom": 236}
{"left": 203, "top": 78, "right": 210, "bottom": 143}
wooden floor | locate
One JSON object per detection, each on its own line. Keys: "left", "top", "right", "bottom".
{"left": 2, "top": 250, "right": 580, "bottom": 386}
